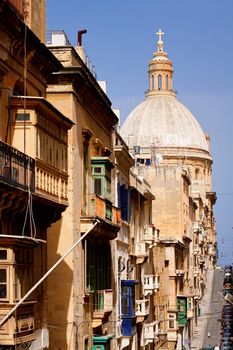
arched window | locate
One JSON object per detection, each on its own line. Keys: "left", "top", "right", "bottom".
{"left": 166, "top": 75, "right": 169, "bottom": 89}
{"left": 151, "top": 75, "right": 154, "bottom": 90}
{"left": 158, "top": 74, "right": 162, "bottom": 90}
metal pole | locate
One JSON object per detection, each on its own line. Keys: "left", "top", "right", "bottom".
{"left": 0, "top": 220, "right": 99, "bottom": 327}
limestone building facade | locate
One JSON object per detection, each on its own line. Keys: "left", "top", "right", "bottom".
{"left": 0, "top": 1, "right": 73, "bottom": 348}
{"left": 121, "top": 30, "right": 217, "bottom": 350}
{"left": 0, "top": 2, "right": 217, "bottom": 349}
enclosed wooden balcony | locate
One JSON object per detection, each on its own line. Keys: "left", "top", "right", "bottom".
{"left": 90, "top": 195, "right": 120, "bottom": 224}
{"left": 0, "top": 303, "right": 35, "bottom": 346}
{"left": 0, "top": 243, "right": 38, "bottom": 346}
{"left": 10, "top": 96, "right": 73, "bottom": 207}
{"left": 81, "top": 195, "right": 121, "bottom": 239}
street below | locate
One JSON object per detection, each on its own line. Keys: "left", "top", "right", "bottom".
{"left": 191, "top": 268, "right": 224, "bottom": 349}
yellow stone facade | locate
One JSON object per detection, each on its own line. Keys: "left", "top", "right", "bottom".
{"left": 0, "top": 3, "right": 217, "bottom": 350}
{"left": 121, "top": 31, "right": 217, "bottom": 350}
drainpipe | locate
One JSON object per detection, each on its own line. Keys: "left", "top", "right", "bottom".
{"left": 0, "top": 219, "right": 100, "bottom": 327}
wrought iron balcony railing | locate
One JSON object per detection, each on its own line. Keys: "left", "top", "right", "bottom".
{"left": 0, "top": 141, "right": 35, "bottom": 191}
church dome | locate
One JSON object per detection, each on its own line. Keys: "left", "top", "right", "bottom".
{"left": 121, "top": 94, "right": 209, "bottom": 151}
{"left": 121, "top": 30, "right": 210, "bottom": 158}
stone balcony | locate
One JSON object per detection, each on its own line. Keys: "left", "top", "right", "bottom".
{"left": 142, "top": 321, "right": 160, "bottom": 346}
{"left": 144, "top": 224, "right": 159, "bottom": 245}
{"left": 133, "top": 242, "right": 150, "bottom": 264}
{"left": 136, "top": 299, "right": 150, "bottom": 318}
{"left": 144, "top": 275, "right": 160, "bottom": 295}
{"left": 175, "top": 269, "right": 185, "bottom": 277}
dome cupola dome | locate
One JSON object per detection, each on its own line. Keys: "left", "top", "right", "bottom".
{"left": 121, "top": 30, "right": 211, "bottom": 160}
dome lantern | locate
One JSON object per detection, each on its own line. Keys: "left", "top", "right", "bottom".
{"left": 147, "top": 29, "right": 175, "bottom": 97}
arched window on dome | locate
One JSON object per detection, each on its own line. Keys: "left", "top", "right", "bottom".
{"left": 158, "top": 74, "right": 162, "bottom": 90}
{"left": 151, "top": 75, "right": 155, "bottom": 90}
{"left": 166, "top": 75, "right": 169, "bottom": 90}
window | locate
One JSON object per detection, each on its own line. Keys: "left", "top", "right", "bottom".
{"left": 169, "top": 320, "right": 175, "bottom": 328}
{"left": 166, "top": 75, "right": 169, "bottom": 89}
{"left": 158, "top": 74, "right": 162, "bottom": 90}
{"left": 177, "top": 297, "right": 187, "bottom": 325}
{"left": 0, "top": 247, "right": 33, "bottom": 303}
{"left": 86, "top": 241, "right": 111, "bottom": 293}
{"left": 0, "top": 269, "right": 7, "bottom": 299}
{"left": 14, "top": 266, "right": 33, "bottom": 300}
{"left": 94, "top": 178, "right": 102, "bottom": 196}
{"left": 0, "top": 250, "right": 7, "bottom": 260}
{"left": 151, "top": 75, "right": 155, "bottom": 90}
{"left": 118, "top": 184, "right": 130, "bottom": 222}
{"left": 91, "top": 158, "right": 112, "bottom": 201}
{"left": 94, "top": 167, "right": 102, "bottom": 174}
{"left": 168, "top": 314, "right": 175, "bottom": 329}
{"left": 84, "top": 338, "right": 89, "bottom": 350}
{"left": 121, "top": 280, "right": 137, "bottom": 336}
{"left": 121, "top": 283, "right": 136, "bottom": 317}
{"left": 15, "top": 113, "right": 30, "bottom": 121}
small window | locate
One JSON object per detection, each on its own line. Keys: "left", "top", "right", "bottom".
{"left": 94, "top": 178, "right": 102, "bottom": 196}
{"left": 151, "top": 75, "right": 155, "bottom": 90}
{"left": 0, "top": 269, "right": 7, "bottom": 298}
{"left": 169, "top": 320, "right": 175, "bottom": 328}
{"left": 169, "top": 313, "right": 175, "bottom": 328}
{"left": 94, "top": 167, "right": 102, "bottom": 174}
{"left": 166, "top": 75, "right": 169, "bottom": 89}
{"left": 158, "top": 74, "right": 162, "bottom": 90}
{"left": 15, "top": 113, "right": 30, "bottom": 121}
{"left": 0, "top": 250, "right": 7, "bottom": 260}
{"left": 84, "top": 338, "right": 89, "bottom": 350}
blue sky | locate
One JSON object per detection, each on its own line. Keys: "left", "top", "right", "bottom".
{"left": 47, "top": 0, "right": 233, "bottom": 265}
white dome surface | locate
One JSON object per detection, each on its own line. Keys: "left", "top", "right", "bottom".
{"left": 121, "top": 94, "right": 209, "bottom": 152}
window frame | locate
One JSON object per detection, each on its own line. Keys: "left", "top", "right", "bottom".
{"left": 0, "top": 267, "right": 9, "bottom": 301}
